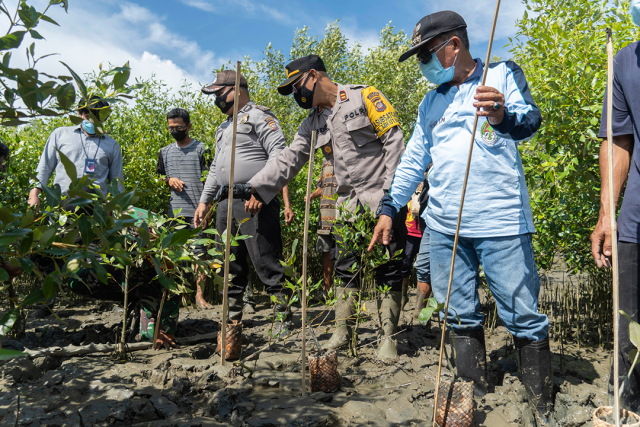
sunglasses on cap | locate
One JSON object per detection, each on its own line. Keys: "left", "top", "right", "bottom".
{"left": 416, "top": 38, "right": 452, "bottom": 65}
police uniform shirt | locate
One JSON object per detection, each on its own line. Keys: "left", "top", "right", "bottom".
{"left": 200, "top": 101, "right": 287, "bottom": 204}
{"left": 249, "top": 84, "right": 404, "bottom": 213}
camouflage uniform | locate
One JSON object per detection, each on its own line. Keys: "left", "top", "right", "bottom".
{"left": 68, "top": 260, "right": 180, "bottom": 339}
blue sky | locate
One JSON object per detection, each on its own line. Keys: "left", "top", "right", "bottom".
{"left": 7, "top": 0, "right": 527, "bottom": 90}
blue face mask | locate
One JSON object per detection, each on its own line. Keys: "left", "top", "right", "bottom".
{"left": 419, "top": 51, "right": 458, "bottom": 85}
{"left": 82, "top": 120, "right": 95, "bottom": 135}
{"left": 631, "top": 0, "right": 640, "bottom": 26}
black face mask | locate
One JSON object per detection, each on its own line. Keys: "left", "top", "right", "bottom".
{"left": 215, "top": 88, "right": 234, "bottom": 114}
{"left": 170, "top": 129, "right": 188, "bottom": 142}
{"left": 293, "top": 75, "right": 316, "bottom": 109}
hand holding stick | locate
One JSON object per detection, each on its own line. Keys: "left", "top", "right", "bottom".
{"left": 432, "top": 1, "right": 502, "bottom": 425}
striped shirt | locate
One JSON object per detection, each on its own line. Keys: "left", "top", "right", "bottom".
{"left": 156, "top": 139, "right": 209, "bottom": 218}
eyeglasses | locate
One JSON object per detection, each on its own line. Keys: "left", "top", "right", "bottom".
{"left": 168, "top": 125, "right": 188, "bottom": 131}
{"left": 291, "top": 72, "right": 310, "bottom": 94}
{"left": 417, "top": 38, "right": 452, "bottom": 65}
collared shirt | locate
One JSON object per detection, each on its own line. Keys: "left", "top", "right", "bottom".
{"left": 384, "top": 59, "right": 542, "bottom": 238}
{"left": 34, "top": 125, "right": 124, "bottom": 195}
{"left": 157, "top": 139, "right": 209, "bottom": 218}
{"left": 200, "top": 101, "right": 286, "bottom": 204}
{"left": 250, "top": 84, "right": 404, "bottom": 214}
{"left": 598, "top": 41, "right": 640, "bottom": 244}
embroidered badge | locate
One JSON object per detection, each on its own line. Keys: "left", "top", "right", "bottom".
{"left": 412, "top": 23, "right": 422, "bottom": 46}
{"left": 265, "top": 117, "right": 279, "bottom": 131}
{"left": 366, "top": 91, "right": 387, "bottom": 112}
{"left": 323, "top": 145, "right": 333, "bottom": 154}
{"left": 339, "top": 90, "right": 348, "bottom": 102}
{"left": 240, "top": 114, "right": 249, "bottom": 124}
{"left": 480, "top": 121, "right": 498, "bottom": 145}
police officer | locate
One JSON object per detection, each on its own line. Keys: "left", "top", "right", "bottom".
{"left": 193, "top": 70, "right": 293, "bottom": 328}
{"left": 247, "top": 55, "right": 407, "bottom": 360}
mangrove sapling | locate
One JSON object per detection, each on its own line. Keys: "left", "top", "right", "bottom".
{"left": 618, "top": 311, "right": 640, "bottom": 400}
{"left": 330, "top": 200, "right": 403, "bottom": 355}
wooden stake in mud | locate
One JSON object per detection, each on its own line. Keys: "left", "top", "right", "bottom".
{"left": 605, "top": 27, "right": 621, "bottom": 427}
{"left": 153, "top": 288, "right": 168, "bottom": 350}
{"left": 301, "top": 130, "right": 318, "bottom": 396}
{"left": 432, "top": 1, "right": 501, "bottom": 425}
{"left": 220, "top": 61, "right": 243, "bottom": 366}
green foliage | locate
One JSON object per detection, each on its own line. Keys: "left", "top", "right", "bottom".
{"left": 0, "top": 0, "right": 140, "bottom": 126}
{"left": 511, "top": 0, "right": 639, "bottom": 274}
{"left": 0, "top": 21, "right": 428, "bottom": 285}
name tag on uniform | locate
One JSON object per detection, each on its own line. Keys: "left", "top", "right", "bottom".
{"left": 84, "top": 158, "right": 97, "bottom": 174}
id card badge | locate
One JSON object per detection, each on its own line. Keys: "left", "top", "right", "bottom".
{"left": 84, "top": 158, "right": 97, "bottom": 174}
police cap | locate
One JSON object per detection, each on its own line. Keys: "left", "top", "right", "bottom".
{"left": 202, "top": 70, "right": 248, "bottom": 95}
{"left": 277, "top": 55, "right": 327, "bottom": 95}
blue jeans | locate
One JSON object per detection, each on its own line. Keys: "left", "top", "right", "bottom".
{"left": 414, "top": 229, "right": 431, "bottom": 283}
{"left": 430, "top": 228, "right": 548, "bottom": 341}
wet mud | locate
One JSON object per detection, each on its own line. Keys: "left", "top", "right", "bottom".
{"left": 0, "top": 288, "right": 613, "bottom": 426}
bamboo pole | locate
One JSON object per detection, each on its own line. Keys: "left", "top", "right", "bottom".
{"left": 432, "top": 1, "right": 501, "bottom": 425}
{"left": 605, "top": 28, "right": 621, "bottom": 427}
{"left": 300, "top": 130, "right": 318, "bottom": 396}
{"left": 220, "top": 61, "right": 242, "bottom": 365}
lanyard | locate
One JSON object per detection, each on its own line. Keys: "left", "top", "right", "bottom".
{"left": 80, "top": 131, "right": 103, "bottom": 160}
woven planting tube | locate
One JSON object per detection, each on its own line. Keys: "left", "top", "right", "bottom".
{"left": 308, "top": 350, "right": 342, "bottom": 393}
{"left": 216, "top": 320, "right": 242, "bottom": 361}
{"left": 593, "top": 407, "right": 640, "bottom": 427}
{"left": 435, "top": 378, "right": 474, "bottom": 427}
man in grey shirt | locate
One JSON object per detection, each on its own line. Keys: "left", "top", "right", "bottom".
{"left": 157, "top": 108, "right": 211, "bottom": 309}
{"left": 28, "top": 97, "right": 124, "bottom": 212}
{"left": 193, "top": 70, "right": 293, "bottom": 329}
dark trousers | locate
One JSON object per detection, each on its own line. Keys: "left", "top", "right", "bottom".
{"left": 611, "top": 241, "right": 640, "bottom": 411}
{"left": 401, "top": 234, "right": 422, "bottom": 278}
{"left": 333, "top": 206, "right": 408, "bottom": 292}
{"left": 216, "top": 198, "right": 285, "bottom": 296}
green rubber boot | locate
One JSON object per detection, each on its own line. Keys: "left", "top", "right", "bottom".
{"left": 228, "top": 295, "right": 243, "bottom": 322}
{"left": 401, "top": 277, "right": 410, "bottom": 310}
{"left": 325, "top": 287, "right": 354, "bottom": 349}
{"left": 377, "top": 291, "right": 402, "bottom": 360}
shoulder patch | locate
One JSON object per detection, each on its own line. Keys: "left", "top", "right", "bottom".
{"left": 362, "top": 86, "right": 399, "bottom": 138}
{"left": 264, "top": 117, "right": 279, "bottom": 131}
{"left": 254, "top": 105, "right": 271, "bottom": 112}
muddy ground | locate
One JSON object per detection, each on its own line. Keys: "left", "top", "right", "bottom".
{"left": 0, "top": 287, "right": 612, "bottom": 427}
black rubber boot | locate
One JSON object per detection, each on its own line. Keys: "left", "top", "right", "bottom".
{"left": 452, "top": 328, "right": 488, "bottom": 397}
{"left": 514, "top": 337, "right": 553, "bottom": 425}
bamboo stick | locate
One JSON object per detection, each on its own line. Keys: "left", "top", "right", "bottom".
{"left": 432, "top": 1, "right": 502, "bottom": 425}
{"left": 300, "top": 130, "right": 318, "bottom": 396}
{"left": 605, "top": 28, "right": 621, "bottom": 427}
{"left": 220, "top": 61, "right": 242, "bottom": 366}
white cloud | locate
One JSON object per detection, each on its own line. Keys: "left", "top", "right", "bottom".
{"left": 4, "top": 0, "right": 223, "bottom": 92}
{"left": 180, "top": 0, "right": 216, "bottom": 12}
{"left": 179, "top": 0, "right": 293, "bottom": 24}
{"left": 342, "top": 26, "right": 381, "bottom": 52}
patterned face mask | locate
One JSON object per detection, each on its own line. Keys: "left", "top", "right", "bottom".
{"left": 293, "top": 73, "right": 316, "bottom": 109}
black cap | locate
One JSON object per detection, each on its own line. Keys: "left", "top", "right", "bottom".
{"left": 277, "top": 55, "right": 327, "bottom": 95}
{"left": 398, "top": 11, "right": 467, "bottom": 62}
{"left": 202, "top": 70, "right": 248, "bottom": 95}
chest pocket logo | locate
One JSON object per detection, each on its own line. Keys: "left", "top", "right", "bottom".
{"left": 480, "top": 121, "right": 498, "bottom": 145}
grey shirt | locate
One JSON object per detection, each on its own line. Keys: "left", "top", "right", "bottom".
{"left": 249, "top": 84, "right": 405, "bottom": 213}
{"left": 34, "top": 125, "right": 124, "bottom": 195}
{"left": 157, "top": 139, "right": 209, "bottom": 218}
{"left": 200, "top": 101, "right": 287, "bottom": 204}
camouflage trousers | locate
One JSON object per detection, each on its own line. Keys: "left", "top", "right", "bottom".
{"left": 68, "top": 261, "right": 180, "bottom": 338}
